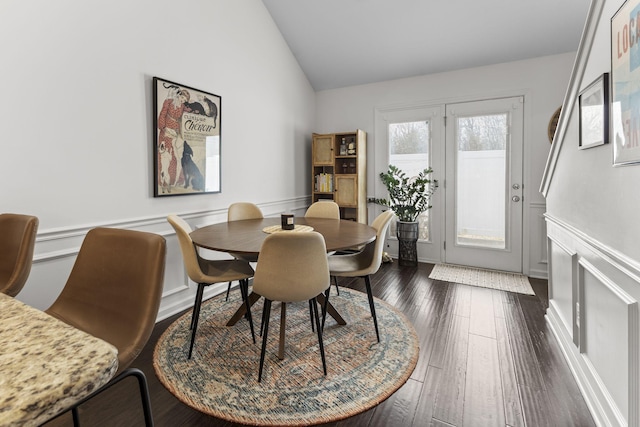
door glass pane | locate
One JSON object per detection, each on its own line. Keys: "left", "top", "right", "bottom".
{"left": 388, "top": 120, "right": 431, "bottom": 240}
{"left": 455, "top": 114, "right": 507, "bottom": 249}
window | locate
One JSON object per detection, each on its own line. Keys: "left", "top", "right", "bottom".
{"left": 388, "top": 120, "right": 432, "bottom": 240}
{"left": 454, "top": 113, "right": 507, "bottom": 248}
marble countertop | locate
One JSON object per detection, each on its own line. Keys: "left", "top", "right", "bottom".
{"left": 0, "top": 294, "right": 118, "bottom": 426}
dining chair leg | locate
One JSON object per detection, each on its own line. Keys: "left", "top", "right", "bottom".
{"left": 239, "top": 279, "right": 256, "bottom": 343}
{"left": 258, "top": 299, "right": 272, "bottom": 382}
{"left": 309, "top": 300, "right": 315, "bottom": 332}
{"left": 333, "top": 276, "right": 340, "bottom": 295}
{"left": 311, "top": 297, "right": 327, "bottom": 375}
{"left": 225, "top": 281, "right": 232, "bottom": 301}
{"left": 188, "top": 283, "right": 206, "bottom": 358}
{"left": 363, "top": 275, "right": 380, "bottom": 343}
{"left": 67, "top": 367, "right": 154, "bottom": 427}
{"left": 260, "top": 301, "right": 267, "bottom": 337}
{"left": 239, "top": 280, "right": 249, "bottom": 319}
{"left": 72, "top": 407, "right": 80, "bottom": 426}
{"left": 321, "top": 287, "right": 330, "bottom": 331}
{"left": 129, "top": 367, "right": 155, "bottom": 427}
{"left": 108, "top": 368, "right": 154, "bottom": 427}
{"left": 189, "top": 283, "right": 205, "bottom": 331}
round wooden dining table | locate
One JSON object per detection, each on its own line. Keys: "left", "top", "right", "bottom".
{"left": 190, "top": 217, "right": 376, "bottom": 256}
{"left": 190, "top": 217, "right": 377, "bottom": 339}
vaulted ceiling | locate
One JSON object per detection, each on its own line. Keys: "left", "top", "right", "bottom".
{"left": 262, "top": 0, "right": 591, "bottom": 91}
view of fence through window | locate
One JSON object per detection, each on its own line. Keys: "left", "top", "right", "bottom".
{"left": 388, "top": 120, "right": 431, "bottom": 240}
{"left": 455, "top": 113, "right": 507, "bottom": 248}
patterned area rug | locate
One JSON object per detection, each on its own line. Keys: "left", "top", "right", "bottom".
{"left": 429, "top": 263, "right": 535, "bottom": 295}
{"left": 153, "top": 288, "right": 419, "bottom": 426}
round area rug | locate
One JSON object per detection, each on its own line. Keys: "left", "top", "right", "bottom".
{"left": 153, "top": 288, "right": 419, "bottom": 426}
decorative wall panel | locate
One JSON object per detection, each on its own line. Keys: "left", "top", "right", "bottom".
{"left": 546, "top": 214, "right": 640, "bottom": 427}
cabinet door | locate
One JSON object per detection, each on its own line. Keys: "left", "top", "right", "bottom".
{"left": 313, "top": 135, "right": 334, "bottom": 165}
{"left": 335, "top": 175, "right": 357, "bottom": 207}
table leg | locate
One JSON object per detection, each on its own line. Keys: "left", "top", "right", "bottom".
{"left": 278, "top": 303, "right": 286, "bottom": 360}
{"left": 316, "top": 293, "right": 346, "bottom": 325}
{"left": 227, "top": 292, "right": 261, "bottom": 326}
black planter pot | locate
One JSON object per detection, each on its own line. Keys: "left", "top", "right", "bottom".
{"left": 396, "top": 221, "right": 418, "bottom": 267}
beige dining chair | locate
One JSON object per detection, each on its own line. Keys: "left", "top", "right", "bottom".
{"left": 305, "top": 200, "right": 341, "bottom": 292}
{"left": 252, "top": 231, "right": 330, "bottom": 382}
{"left": 304, "top": 200, "right": 340, "bottom": 219}
{"left": 327, "top": 210, "right": 394, "bottom": 342}
{"left": 167, "top": 214, "right": 256, "bottom": 358}
{"left": 45, "top": 227, "right": 166, "bottom": 426}
{"left": 226, "top": 202, "right": 263, "bottom": 300}
{"left": 229, "top": 202, "right": 263, "bottom": 221}
{"left": 0, "top": 213, "right": 39, "bottom": 297}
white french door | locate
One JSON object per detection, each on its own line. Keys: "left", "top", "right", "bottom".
{"left": 374, "top": 96, "right": 524, "bottom": 272}
{"left": 374, "top": 105, "right": 444, "bottom": 263}
{"left": 444, "top": 97, "right": 524, "bottom": 272}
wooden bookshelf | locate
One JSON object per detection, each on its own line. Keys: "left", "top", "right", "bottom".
{"left": 311, "top": 130, "right": 367, "bottom": 223}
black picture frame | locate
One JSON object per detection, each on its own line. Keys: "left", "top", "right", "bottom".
{"left": 578, "top": 73, "right": 609, "bottom": 149}
{"left": 153, "top": 77, "right": 221, "bottom": 196}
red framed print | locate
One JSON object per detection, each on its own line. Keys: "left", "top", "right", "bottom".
{"left": 153, "top": 77, "right": 221, "bottom": 196}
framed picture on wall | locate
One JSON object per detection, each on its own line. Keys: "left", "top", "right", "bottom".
{"left": 153, "top": 77, "right": 221, "bottom": 196}
{"left": 578, "top": 73, "right": 609, "bottom": 149}
{"left": 611, "top": 0, "right": 640, "bottom": 165}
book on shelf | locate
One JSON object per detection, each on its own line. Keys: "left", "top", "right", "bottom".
{"left": 314, "top": 173, "right": 333, "bottom": 192}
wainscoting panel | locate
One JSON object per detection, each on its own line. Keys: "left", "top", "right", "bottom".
{"left": 548, "top": 239, "right": 575, "bottom": 341}
{"left": 546, "top": 214, "right": 640, "bottom": 427}
{"left": 580, "top": 259, "right": 637, "bottom": 425}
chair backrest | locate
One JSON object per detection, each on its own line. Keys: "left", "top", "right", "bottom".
{"left": 304, "top": 201, "right": 340, "bottom": 219}
{"left": 253, "top": 232, "right": 330, "bottom": 302}
{"left": 0, "top": 213, "right": 39, "bottom": 297}
{"left": 228, "top": 202, "right": 263, "bottom": 221}
{"left": 46, "top": 227, "right": 166, "bottom": 374}
{"left": 167, "top": 214, "right": 210, "bottom": 284}
{"left": 359, "top": 210, "right": 395, "bottom": 275}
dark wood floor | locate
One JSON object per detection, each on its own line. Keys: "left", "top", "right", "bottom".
{"left": 43, "top": 262, "right": 595, "bottom": 427}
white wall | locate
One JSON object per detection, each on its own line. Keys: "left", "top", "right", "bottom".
{"left": 1, "top": 0, "right": 316, "bottom": 314}
{"left": 316, "top": 52, "right": 577, "bottom": 277}
{"left": 543, "top": 0, "right": 640, "bottom": 425}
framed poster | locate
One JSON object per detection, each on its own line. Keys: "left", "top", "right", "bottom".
{"left": 153, "top": 77, "right": 221, "bottom": 196}
{"left": 579, "top": 73, "right": 609, "bottom": 149}
{"left": 611, "top": 0, "right": 640, "bottom": 165}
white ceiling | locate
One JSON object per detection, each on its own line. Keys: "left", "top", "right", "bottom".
{"left": 261, "top": 0, "right": 591, "bottom": 91}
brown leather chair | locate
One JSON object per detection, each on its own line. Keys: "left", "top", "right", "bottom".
{"left": 46, "top": 227, "right": 166, "bottom": 426}
{"left": 252, "top": 231, "right": 330, "bottom": 382}
{"left": 0, "top": 213, "right": 38, "bottom": 297}
{"left": 328, "top": 210, "right": 394, "bottom": 342}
